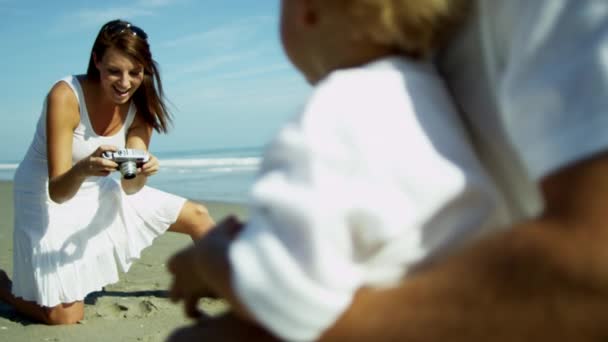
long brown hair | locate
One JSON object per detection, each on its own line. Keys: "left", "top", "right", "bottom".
{"left": 86, "top": 19, "right": 172, "bottom": 133}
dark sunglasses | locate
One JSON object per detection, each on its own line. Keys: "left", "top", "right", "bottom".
{"left": 104, "top": 21, "right": 148, "bottom": 40}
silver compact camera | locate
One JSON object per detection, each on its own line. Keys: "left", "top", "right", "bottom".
{"left": 101, "top": 149, "right": 150, "bottom": 179}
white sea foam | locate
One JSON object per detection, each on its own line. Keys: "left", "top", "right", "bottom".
{"left": 160, "top": 157, "right": 260, "bottom": 168}
{"left": 1, "top": 147, "right": 263, "bottom": 203}
{"left": 0, "top": 163, "right": 18, "bottom": 170}
{"left": 150, "top": 148, "right": 263, "bottom": 202}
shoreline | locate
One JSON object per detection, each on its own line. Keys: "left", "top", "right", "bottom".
{"left": 0, "top": 180, "right": 247, "bottom": 342}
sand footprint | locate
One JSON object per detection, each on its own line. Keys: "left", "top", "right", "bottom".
{"left": 91, "top": 297, "right": 162, "bottom": 319}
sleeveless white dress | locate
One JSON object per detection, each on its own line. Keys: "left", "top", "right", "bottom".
{"left": 12, "top": 75, "right": 186, "bottom": 307}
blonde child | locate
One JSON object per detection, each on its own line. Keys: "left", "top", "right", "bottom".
{"left": 166, "top": 0, "right": 505, "bottom": 341}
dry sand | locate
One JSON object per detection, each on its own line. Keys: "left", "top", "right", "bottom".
{"left": 0, "top": 180, "right": 248, "bottom": 342}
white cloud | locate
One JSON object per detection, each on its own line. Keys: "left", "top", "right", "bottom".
{"left": 53, "top": 0, "right": 186, "bottom": 32}
{"left": 136, "top": 0, "right": 185, "bottom": 8}
{"left": 162, "top": 44, "right": 274, "bottom": 82}
{"left": 71, "top": 8, "right": 155, "bottom": 29}
{"left": 168, "top": 54, "right": 247, "bottom": 77}
{"left": 161, "top": 26, "right": 248, "bottom": 49}
{"left": 160, "top": 16, "right": 273, "bottom": 49}
{"left": 212, "top": 63, "right": 291, "bottom": 81}
{"left": 172, "top": 71, "right": 309, "bottom": 110}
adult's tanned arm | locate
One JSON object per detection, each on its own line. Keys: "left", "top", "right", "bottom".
{"left": 319, "top": 152, "right": 608, "bottom": 341}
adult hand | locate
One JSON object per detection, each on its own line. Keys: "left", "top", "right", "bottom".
{"left": 139, "top": 153, "right": 159, "bottom": 177}
{"left": 167, "top": 216, "right": 244, "bottom": 318}
{"left": 75, "top": 145, "right": 118, "bottom": 177}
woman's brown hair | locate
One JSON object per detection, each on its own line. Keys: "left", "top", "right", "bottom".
{"left": 86, "top": 19, "right": 172, "bottom": 133}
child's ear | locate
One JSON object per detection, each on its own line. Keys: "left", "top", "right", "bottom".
{"left": 304, "top": 10, "right": 318, "bottom": 25}
{"left": 300, "top": 0, "right": 319, "bottom": 27}
{"left": 304, "top": 5, "right": 318, "bottom": 25}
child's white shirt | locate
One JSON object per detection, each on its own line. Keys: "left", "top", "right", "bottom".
{"left": 229, "top": 56, "right": 505, "bottom": 341}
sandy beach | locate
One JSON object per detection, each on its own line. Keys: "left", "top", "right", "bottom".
{"left": 0, "top": 180, "right": 248, "bottom": 342}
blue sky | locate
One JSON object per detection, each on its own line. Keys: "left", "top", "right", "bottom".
{"left": 0, "top": 0, "right": 311, "bottom": 162}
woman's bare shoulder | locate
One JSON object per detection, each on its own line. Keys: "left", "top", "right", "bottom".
{"left": 46, "top": 79, "right": 80, "bottom": 125}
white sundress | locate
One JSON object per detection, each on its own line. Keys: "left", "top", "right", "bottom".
{"left": 11, "top": 75, "right": 186, "bottom": 307}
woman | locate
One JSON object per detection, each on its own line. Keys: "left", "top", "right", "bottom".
{"left": 0, "top": 19, "right": 215, "bottom": 325}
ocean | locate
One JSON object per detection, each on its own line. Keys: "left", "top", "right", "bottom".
{"left": 0, "top": 146, "right": 263, "bottom": 204}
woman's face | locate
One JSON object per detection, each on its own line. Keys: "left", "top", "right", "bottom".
{"left": 95, "top": 47, "right": 144, "bottom": 104}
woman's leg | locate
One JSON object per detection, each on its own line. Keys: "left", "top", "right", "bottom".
{"left": 0, "top": 270, "right": 84, "bottom": 325}
{"left": 168, "top": 200, "right": 215, "bottom": 240}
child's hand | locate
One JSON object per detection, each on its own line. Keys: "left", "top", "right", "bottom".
{"left": 167, "top": 244, "right": 213, "bottom": 318}
{"left": 167, "top": 216, "right": 244, "bottom": 318}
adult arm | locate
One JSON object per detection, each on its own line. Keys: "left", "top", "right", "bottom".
{"left": 47, "top": 82, "right": 118, "bottom": 203}
{"left": 319, "top": 152, "right": 608, "bottom": 341}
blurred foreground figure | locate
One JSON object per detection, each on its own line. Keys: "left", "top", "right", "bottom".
{"left": 321, "top": 0, "right": 608, "bottom": 340}
{"left": 168, "top": 0, "right": 608, "bottom": 341}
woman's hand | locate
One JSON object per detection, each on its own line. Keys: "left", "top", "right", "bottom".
{"left": 139, "top": 153, "right": 159, "bottom": 177}
{"left": 75, "top": 145, "right": 119, "bottom": 178}
{"left": 48, "top": 145, "right": 118, "bottom": 203}
{"left": 120, "top": 149, "right": 154, "bottom": 194}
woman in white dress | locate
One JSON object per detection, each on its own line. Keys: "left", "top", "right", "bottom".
{"left": 0, "top": 19, "right": 215, "bottom": 325}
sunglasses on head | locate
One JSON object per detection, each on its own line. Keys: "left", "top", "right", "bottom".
{"left": 104, "top": 21, "right": 148, "bottom": 40}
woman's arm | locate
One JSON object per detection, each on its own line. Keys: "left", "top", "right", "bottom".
{"left": 47, "top": 82, "right": 118, "bottom": 203}
{"left": 121, "top": 112, "right": 156, "bottom": 194}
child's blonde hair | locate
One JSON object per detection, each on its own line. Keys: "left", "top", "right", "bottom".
{"left": 324, "top": 0, "right": 470, "bottom": 58}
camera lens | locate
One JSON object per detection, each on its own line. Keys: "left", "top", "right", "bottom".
{"left": 120, "top": 161, "right": 137, "bottom": 179}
